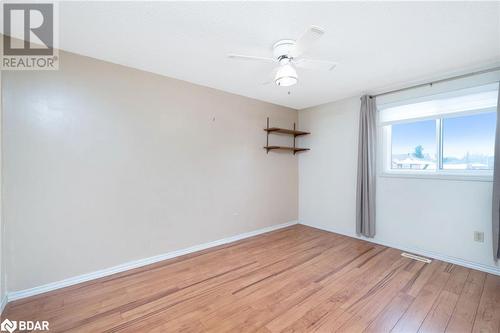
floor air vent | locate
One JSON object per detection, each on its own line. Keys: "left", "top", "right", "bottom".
{"left": 401, "top": 252, "right": 432, "bottom": 263}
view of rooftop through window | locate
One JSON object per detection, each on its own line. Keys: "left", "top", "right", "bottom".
{"left": 391, "top": 119, "right": 437, "bottom": 170}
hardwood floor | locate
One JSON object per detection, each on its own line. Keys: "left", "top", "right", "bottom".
{"left": 3, "top": 225, "right": 500, "bottom": 332}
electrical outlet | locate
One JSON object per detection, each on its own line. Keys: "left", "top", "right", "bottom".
{"left": 474, "top": 231, "right": 484, "bottom": 243}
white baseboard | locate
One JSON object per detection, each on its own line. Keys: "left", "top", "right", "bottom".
{"left": 7, "top": 220, "right": 297, "bottom": 303}
{"left": 0, "top": 294, "right": 7, "bottom": 314}
{"left": 300, "top": 221, "right": 500, "bottom": 276}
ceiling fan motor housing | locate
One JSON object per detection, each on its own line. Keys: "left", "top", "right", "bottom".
{"left": 273, "top": 40, "right": 296, "bottom": 61}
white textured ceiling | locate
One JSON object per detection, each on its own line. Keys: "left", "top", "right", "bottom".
{"left": 18, "top": 2, "right": 500, "bottom": 109}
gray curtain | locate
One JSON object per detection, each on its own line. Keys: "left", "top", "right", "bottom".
{"left": 356, "top": 95, "right": 377, "bottom": 238}
{"left": 493, "top": 84, "right": 500, "bottom": 260}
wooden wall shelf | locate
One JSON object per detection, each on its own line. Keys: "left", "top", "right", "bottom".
{"left": 264, "top": 118, "right": 310, "bottom": 155}
{"left": 264, "top": 128, "right": 310, "bottom": 137}
{"left": 264, "top": 146, "right": 310, "bottom": 153}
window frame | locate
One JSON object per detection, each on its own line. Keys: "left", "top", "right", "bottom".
{"left": 379, "top": 107, "right": 496, "bottom": 182}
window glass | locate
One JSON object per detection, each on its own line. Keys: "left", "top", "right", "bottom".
{"left": 442, "top": 111, "right": 496, "bottom": 171}
{"left": 391, "top": 120, "right": 437, "bottom": 170}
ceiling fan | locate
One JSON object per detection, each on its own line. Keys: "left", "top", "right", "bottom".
{"left": 228, "top": 26, "right": 337, "bottom": 87}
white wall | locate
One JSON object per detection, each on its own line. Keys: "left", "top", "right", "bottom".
{"left": 0, "top": 69, "right": 4, "bottom": 307}
{"left": 298, "top": 96, "right": 500, "bottom": 274}
{"left": 2, "top": 51, "right": 299, "bottom": 292}
{"left": 298, "top": 98, "right": 360, "bottom": 237}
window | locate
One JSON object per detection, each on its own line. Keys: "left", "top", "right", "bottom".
{"left": 380, "top": 83, "right": 498, "bottom": 178}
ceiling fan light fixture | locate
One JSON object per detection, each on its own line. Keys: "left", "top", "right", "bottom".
{"left": 274, "top": 64, "right": 298, "bottom": 87}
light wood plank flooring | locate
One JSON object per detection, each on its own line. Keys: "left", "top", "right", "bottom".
{"left": 2, "top": 225, "right": 500, "bottom": 332}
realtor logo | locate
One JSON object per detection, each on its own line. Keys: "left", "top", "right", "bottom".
{"left": 0, "top": 318, "right": 49, "bottom": 332}
{"left": 1, "top": 2, "right": 59, "bottom": 70}
{"left": 0, "top": 319, "right": 16, "bottom": 333}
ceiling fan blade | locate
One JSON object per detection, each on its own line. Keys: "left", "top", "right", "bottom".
{"left": 294, "top": 58, "right": 337, "bottom": 71}
{"left": 228, "top": 53, "right": 276, "bottom": 63}
{"left": 290, "top": 26, "right": 325, "bottom": 58}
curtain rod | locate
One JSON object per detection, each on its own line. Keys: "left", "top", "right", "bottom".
{"left": 371, "top": 66, "right": 500, "bottom": 99}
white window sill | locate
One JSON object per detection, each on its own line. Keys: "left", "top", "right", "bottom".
{"left": 379, "top": 171, "right": 493, "bottom": 182}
